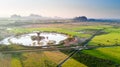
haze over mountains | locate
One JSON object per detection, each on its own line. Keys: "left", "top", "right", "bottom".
{"left": 10, "top": 14, "right": 64, "bottom": 20}
{"left": 73, "top": 16, "right": 120, "bottom": 22}
{"left": 0, "top": 13, "right": 119, "bottom": 25}
{"left": 10, "top": 14, "right": 120, "bottom": 23}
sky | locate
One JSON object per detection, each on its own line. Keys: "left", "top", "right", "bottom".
{"left": 0, "top": 0, "right": 120, "bottom": 18}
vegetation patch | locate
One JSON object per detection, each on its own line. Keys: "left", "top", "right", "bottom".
{"left": 61, "top": 49, "right": 117, "bottom": 67}
{"left": 88, "top": 33, "right": 120, "bottom": 46}
{"left": 82, "top": 46, "right": 120, "bottom": 64}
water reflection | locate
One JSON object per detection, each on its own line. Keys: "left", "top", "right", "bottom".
{"left": 0, "top": 32, "right": 68, "bottom": 46}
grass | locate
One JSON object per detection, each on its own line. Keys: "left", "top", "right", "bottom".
{"left": 82, "top": 46, "right": 120, "bottom": 64}
{"left": 44, "top": 51, "right": 68, "bottom": 64}
{"left": 9, "top": 24, "right": 111, "bottom": 39}
{"left": 10, "top": 52, "right": 57, "bottom": 67}
{"left": 62, "top": 57, "right": 87, "bottom": 67}
{"left": 105, "top": 27, "right": 120, "bottom": 33}
{"left": 11, "top": 58, "right": 22, "bottom": 67}
{"left": 10, "top": 27, "right": 91, "bottom": 38}
{"left": 44, "top": 51, "right": 87, "bottom": 67}
{"left": 5, "top": 51, "right": 87, "bottom": 67}
{"left": 60, "top": 49, "right": 116, "bottom": 67}
{"left": 88, "top": 33, "right": 120, "bottom": 46}
{"left": 21, "top": 52, "right": 56, "bottom": 67}
{"left": 85, "top": 27, "right": 120, "bottom": 65}
{"left": 0, "top": 53, "right": 11, "bottom": 67}
{"left": 1, "top": 23, "right": 120, "bottom": 67}
{"left": 88, "top": 27, "right": 120, "bottom": 46}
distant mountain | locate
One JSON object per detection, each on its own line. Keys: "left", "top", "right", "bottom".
{"left": 73, "top": 16, "right": 120, "bottom": 22}
{"left": 73, "top": 16, "right": 88, "bottom": 21}
{"left": 10, "top": 14, "right": 61, "bottom": 20}
{"left": 11, "top": 14, "right": 21, "bottom": 18}
{"left": 53, "top": 16, "right": 63, "bottom": 19}
{"left": 88, "top": 19, "right": 120, "bottom": 22}
{"left": 28, "top": 14, "right": 42, "bottom": 19}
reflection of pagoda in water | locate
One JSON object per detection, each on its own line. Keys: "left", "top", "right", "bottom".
{"left": 30, "top": 31, "right": 56, "bottom": 46}
{"left": 31, "top": 31, "right": 45, "bottom": 46}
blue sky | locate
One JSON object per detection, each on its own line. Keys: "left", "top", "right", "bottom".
{"left": 0, "top": 0, "right": 120, "bottom": 18}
